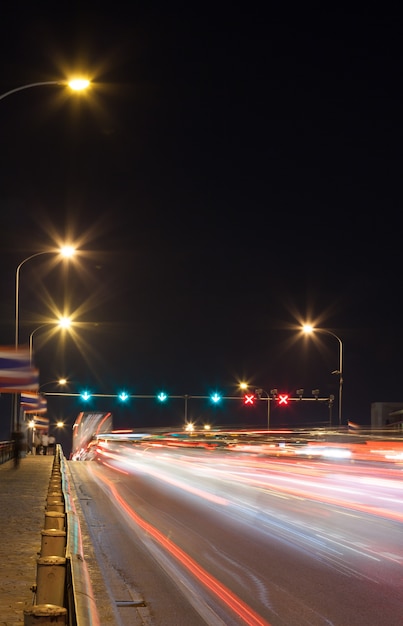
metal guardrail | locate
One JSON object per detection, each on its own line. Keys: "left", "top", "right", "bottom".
{"left": 0, "top": 440, "right": 15, "bottom": 465}
{"left": 61, "top": 448, "right": 100, "bottom": 626}
{"left": 24, "top": 445, "right": 100, "bottom": 626}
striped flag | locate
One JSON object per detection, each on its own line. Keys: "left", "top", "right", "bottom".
{"left": 21, "top": 391, "right": 40, "bottom": 407}
{"left": 31, "top": 415, "right": 50, "bottom": 430}
{"left": 0, "top": 346, "right": 39, "bottom": 392}
{"left": 21, "top": 392, "right": 47, "bottom": 413}
{"left": 0, "top": 346, "right": 30, "bottom": 368}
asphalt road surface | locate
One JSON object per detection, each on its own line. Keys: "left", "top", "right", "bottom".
{"left": 68, "top": 442, "right": 403, "bottom": 625}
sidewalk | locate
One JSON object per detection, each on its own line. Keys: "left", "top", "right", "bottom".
{"left": 0, "top": 454, "right": 54, "bottom": 625}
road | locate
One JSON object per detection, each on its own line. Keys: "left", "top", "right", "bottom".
{"left": 68, "top": 438, "right": 403, "bottom": 625}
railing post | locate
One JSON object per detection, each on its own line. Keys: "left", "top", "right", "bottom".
{"left": 36, "top": 556, "right": 66, "bottom": 606}
{"left": 24, "top": 604, "right": 67, "bottom": 625}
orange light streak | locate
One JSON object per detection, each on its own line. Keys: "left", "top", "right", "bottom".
{"left": 92, "top": 467, "right": 271, "bottom": 626}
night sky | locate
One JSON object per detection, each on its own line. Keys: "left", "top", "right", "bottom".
{"left": 1, "top": 6, "right": 402, "bottom": 446}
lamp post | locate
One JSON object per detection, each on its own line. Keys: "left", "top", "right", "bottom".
{"left": 15, "top": 248, "right": 75, "bottom": 349}
{"left": 0, "top": 78, "right": 90, "bottom": 102}
{"left": 29, "top": 317, "right": 72, "bottom": 365}
{"left": 302, "top": 325, "right": 343, "bottom": 427}
{"left": 13, "top": 249, "right": 75, "bottom": 431}
{"left": 40, "top": 380, "right": 68, "bottom": 442}
{"left": 39, "top": 379, "right": 68, "bottom": 393}
{"left": 1, "top": 79, "right": 87, "bottom": 346}
{"left": 255, "top": 388, "right": 272, "bottom": 431}
{"left": 2, "top": 78, "right": 87, "bottom": 436}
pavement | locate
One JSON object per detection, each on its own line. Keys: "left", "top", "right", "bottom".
{"left": 0, "top": 453, "right": 55, "bottom": 625}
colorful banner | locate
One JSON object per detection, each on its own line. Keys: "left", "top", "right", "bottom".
{"left": 0, "top": 346, "right": 30, "bottom": 368}
{"left": 30, "top": 415, "right": 50, "bottom": 430}
{"left": 21, "top": 392, "right": 47, "bottom": 413}
{"left": 0, "top": 346, "right": 39, "bottom": 392}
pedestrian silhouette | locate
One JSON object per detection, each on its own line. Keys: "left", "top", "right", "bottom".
{"left": 41, "top": 432, "right": 49, "bottom": 456}
{"left": 12, "top": 430, "right": 24, "bottom": 468}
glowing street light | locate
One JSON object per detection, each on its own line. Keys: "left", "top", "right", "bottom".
{"left": 13, "top": 248, "right": 76, "bottom": 431}
{"left": 1, "top": 77, "right": 86, "bottom": 435}
{"left": 29, "top": 317, "right": 72, "bottom": 364}
{"left": 15, "top": 247, "right": 76, "bottom": 349}
{"left": 302, "top": 324, "right": 344, "bottom": 426}
{"left": 1, "top": 77, "right": 83, "bottom": 348}
{"left": 0, "top": 78, "right": 90, "bottom": 102}
{"left": 66, "top": 79, "right": 90, "bottom": 91}
{"left": 39, "top": 378, "right": 68, "bottom": 392}
{"left": 58, "top": 316, "right": 73, "bottom": 329}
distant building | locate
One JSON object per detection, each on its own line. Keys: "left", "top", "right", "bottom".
{"left": 371, "top": 402, "right": 403, "bottom": 429}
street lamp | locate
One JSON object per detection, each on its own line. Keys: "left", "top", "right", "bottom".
{"left": 2, "top": 77, "right": 86, "bottom": 435}
{"left": 1, "top": 78, "right": 85, "bottom": 345}
{"left": 15, "top": 248, "right": 75, "bottom": 349}
{"left": 13, "top": 248, "right": 75, "bottom": 431}
{"left": 302, "top": 324, "right": 344, "bottom": 427}
{"left": 39, "top": 378, "right": 69, "bottom": 392}
{"left": 29, "top": 317, "right": 72, "bottom": 364}
{"left": 0, "top": 78, "right": 90, "bottom": 102}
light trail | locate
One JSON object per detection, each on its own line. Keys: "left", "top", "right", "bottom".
{"left": 96, "top": 441, "right": 403, "bottom": 523}
{"left": 71, "top": 438, "right": 403, "bottom": 625}
{"left": 92, "top": 466, "right": 271, "bottom": 626}
{"left": 97, "top": 446, "right": 229, "bottom": 505}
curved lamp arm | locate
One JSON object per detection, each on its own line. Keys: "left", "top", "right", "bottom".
{"left": 0, "top": 81, "right": 61, "bottom": 101}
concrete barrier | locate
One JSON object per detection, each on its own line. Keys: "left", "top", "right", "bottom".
{"left": 26, "top": 445, "right": 100, "bottom": 626}
{"left": 36, "top": 556, "right": 66, "bottom": 606}
{"left": 44, "top": 511, "right": 65, "bottom": 530}
{"left": 40, "top": 529, "right": 67, "bottom": 557}
{"left": 24, "top": 603, "right": 67, "bottom": 625}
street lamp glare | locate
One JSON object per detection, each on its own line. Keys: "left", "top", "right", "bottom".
{"left": 302, "top": 324, "right": 313, "bottom": 334}
{"left": 58, "top": 317, "right": 72, "bottom": 329}
{"left": 29, "top": 317, "right": 74, "bottom": 363}
{"left": 68, "top": 78, "right": 90, "bottom": 91}
{"left": 60, "top": 245, "right": 75, "bottom": 258}
{"left": 67, "top": 78, "right": 90, "bottom": 91}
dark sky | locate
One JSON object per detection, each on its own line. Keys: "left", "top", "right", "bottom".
{"left": 1, "top": 6, "right": 402, "bottom": 441}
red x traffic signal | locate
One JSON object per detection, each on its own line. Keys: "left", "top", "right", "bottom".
{"left": 243, "top": 393, "right": 256, "bottom": 405}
